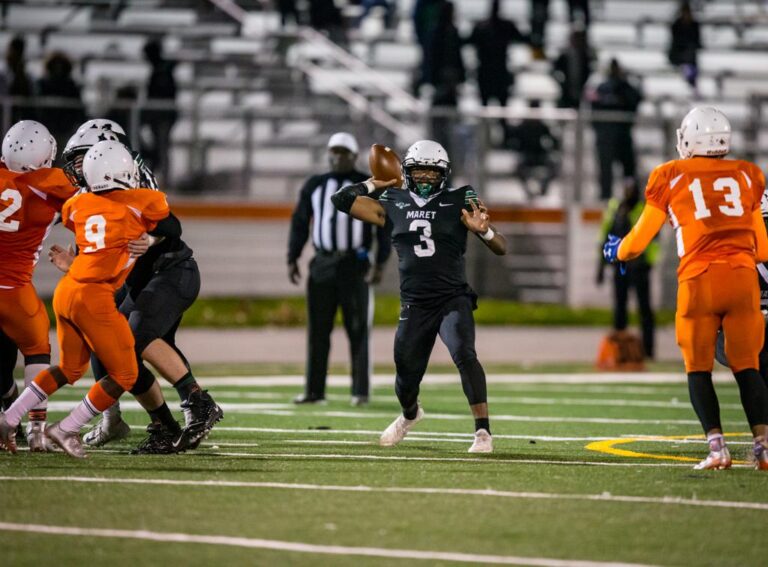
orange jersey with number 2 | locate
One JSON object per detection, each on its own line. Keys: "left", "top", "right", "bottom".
{"left": 644, "top": 157, "right": 765, "bottom": 281}
{"left": 0, "top": 167, "right": 77, "bottom": 288}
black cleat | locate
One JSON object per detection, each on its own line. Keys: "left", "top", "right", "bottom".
{"left": 172, "top": 390, "right": 223, "bottom": 451}
{"left": 131, "top": 422, "right": 181, "bottom": 455}
{"left": 293, "top": 393, "right": 327, "bottom": 405}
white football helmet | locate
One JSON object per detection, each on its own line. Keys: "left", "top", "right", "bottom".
{"left": 1, "top": 120, "right": 57, "bottom": 173}
{"left": 402, "top": 140, "right": 451, "bottom": 197}
{"left": 82, "top": 140, "right": 139, "bottom": 192}
{"left": 676, "top": 107, "right": 731, "bottom": 159}
{"left": 63, "top": 127, "right": 122, "bottom": 188}
{"left": 76, "top": 119, "right": 126, "bottom": 136}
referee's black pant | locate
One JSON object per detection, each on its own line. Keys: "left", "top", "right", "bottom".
{"left": 305, "top": 253, "right": 371, "bottom": 398}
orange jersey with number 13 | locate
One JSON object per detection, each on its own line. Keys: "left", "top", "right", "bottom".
{"left": 644, "top": 157, "right": 766, "bottom": 281}
{"left": 61, "top": 188, "right": 169, "bottom": 289}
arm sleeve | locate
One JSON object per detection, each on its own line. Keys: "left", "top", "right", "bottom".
{"left": 374, "top": 218, "right": 393, "bottom": 265}
{"left": 150, "top": 212, "right": 181, "bottom": 238}
{"left": 140, "top": 191, "right": 171, "bottom": 223}
{"left": 752, "top": 208, "right": 768, "bottom": 263}
{"left": 617, "top": 205, "right": 667, "bottom": 261}
{"left": 749, "top": 162, "right": 766, "bottom": 211}
{"left": 644, "top": 164, "right": 671, "bottom": 212}
{"left": 287, "top": 177, "right": 316, "bottom": 264}
{"left": 21, "top": 168, "right": 78, "bottom": 207}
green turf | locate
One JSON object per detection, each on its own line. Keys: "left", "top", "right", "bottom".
{"left": 42, "top": 296, "right": 677, "bottom": 327}
{"left": 1, "top": 376, "right": 765, "bottom": 566}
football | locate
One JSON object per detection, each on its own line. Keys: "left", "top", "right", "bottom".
{"left": 369, "top": 144, "right": 404, "bottom": 187}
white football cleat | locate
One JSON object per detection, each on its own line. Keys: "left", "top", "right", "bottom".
{"left": 83, "top": 416, "right": 131, "bottom": 447}
{"left": 468, "top": 428, "right": 493, "bottom": 453}
{"left": 693, "top": 446, "right": 732, "bottom": 470}
{"left": 0, "top": 413, "right": 18, "bottom": 454}
{"left": 379, "top": 406, "right": 424, "bottom": 447}
{"left": 45, "top": 422, "right": 86, "bottom": 459}
{"left": 27, "top": 421, "right": 55, "bottom": 452}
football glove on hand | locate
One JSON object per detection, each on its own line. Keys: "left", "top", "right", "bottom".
{"left": 603, "top": 234, "right": 627, "bottom": 275}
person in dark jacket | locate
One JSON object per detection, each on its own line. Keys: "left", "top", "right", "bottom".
{"left": 586, "top": 58, "right": 642, "bottom": 200}
{"left": 668, "top": 1, "right": 701, "bottom": 89}
{"left": 36, "top": 51, "right": 85, "bottom": 157}
{"left": 142, "top": 39, "right": 177, "bottom": 184}
{"left": 552, "top": 27, "right": 593, "bottom": 109}
{"left": 427, "top": 1, "right": 465, "bottom": 160}
{"left": 466, "top": 0, "right": 527, "bottom": 145}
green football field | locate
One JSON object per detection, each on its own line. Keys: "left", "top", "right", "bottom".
{"left": 1, "top": 368, "right": 766, "bottom": 566}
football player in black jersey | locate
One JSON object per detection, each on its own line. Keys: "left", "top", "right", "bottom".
{"left": 49, "top": 120, "right": 222, "bottom": 454}
{"left": 332, "top": 140, "right": 506, "bottom": 452}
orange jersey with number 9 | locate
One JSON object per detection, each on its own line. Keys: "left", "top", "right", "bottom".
{"left": 61, "top": 188, "right": 169, "bottom": 289}
{"left": 644, "top": 157, "right": 766, "bottom": 281}
{"left": 0, "top": 167, "right": 78, "bottom": 288}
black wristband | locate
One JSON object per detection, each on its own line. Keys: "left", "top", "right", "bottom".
{"left": 331, "top": 182, "right": 368, "bottom": 214}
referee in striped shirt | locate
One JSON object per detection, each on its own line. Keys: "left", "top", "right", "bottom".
{"left": 287, "top": 132, "right": 392, "bottom": 406}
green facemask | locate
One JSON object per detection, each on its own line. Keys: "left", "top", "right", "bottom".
{"left": 416, "top": 182, "right": 433, "bottom": 198}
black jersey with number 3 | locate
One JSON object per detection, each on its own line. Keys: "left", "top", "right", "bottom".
{"left": 379, "top": 185, "right": 480, "bottom": 307}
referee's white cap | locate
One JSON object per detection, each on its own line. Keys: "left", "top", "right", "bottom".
{"left": 327, "top": 132, "right": 359, "bottom": 154}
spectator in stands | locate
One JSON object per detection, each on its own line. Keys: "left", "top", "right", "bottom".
{"left": 427, "top": 1, "right": 464, "bottom": 159}
{"left": 309, "top": 0, "right": 348, "bottom": 46}
{"left": 552, "top": 27, "right": 594, "bottom": 109}
{"left": 506, "top": 100, "right": 559, "bottom": 199}
{"left": 277, "top": 0, "right": 301, "bottom": 27}
{"left": 142, "top": 39, "right": 177, "bottom": 185}
{"left": 466, "top": 0, "right": 527, "bottom": 146}
{"left": 356, "top": 0, "right": 397, "bottom": 29}
{"left": 529, "top": 0, "right": 590, "bottom": 60}
{"left": 586, "top": 58, "right": 642, "bottom": 201}
{"left": 668, "top": 1, "right": 701, "bottom": 90}
{"left": 36, "top": 51, "right": 85, "bottom": 158}
{"left": 597, "top": 178, "right": 657, "bottom": 359}
{"left": 0, "top": 35, "right": 33, "bottom": 123}
{"left": 412, "top": 0, "right": 445, "bottom": 93}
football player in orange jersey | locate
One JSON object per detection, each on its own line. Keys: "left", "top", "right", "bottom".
{"left": 0, "top": 120, "right": 79, "bottom": 451}
{"left": 604, "top": 107, "right": 768, "bottom": 470}
{"left": 52, "top": 121, "right": 221, "bottom": 453}
{"left": 0, "top": 140, "right": 170, "bottom": 458}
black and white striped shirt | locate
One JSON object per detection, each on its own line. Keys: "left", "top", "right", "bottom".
{"left": 288, "top": 170, "right": 391, "bottom": 265}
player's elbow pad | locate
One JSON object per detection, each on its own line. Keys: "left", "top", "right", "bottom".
{"left": 331, "top": 183, "right": 367, "bottom": 214}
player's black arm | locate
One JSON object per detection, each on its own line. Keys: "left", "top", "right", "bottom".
{"left": 331, "top": 180, "right": 396, "bottom": 228}
{"left": 476, "top": 225, "right": 507, "bottom": 256}
{"left": 150, "top": 212, "right": 181, "bottom": 239}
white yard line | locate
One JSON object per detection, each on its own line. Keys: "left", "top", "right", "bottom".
{"left": 0, "top": 476, "right": 765, "bottom": 511}
{"left": 29, "top": 372, "right": 735, "bottom": 390}
{"left": 48, "top": 401, "right": 716, "bottom": 425}
{"left": 0, "top": 521, "right": 657, "bottom": 567}
{"left": 199, "top": 451, "right": 695, "bottom": 468}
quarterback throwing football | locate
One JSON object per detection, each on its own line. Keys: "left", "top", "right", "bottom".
{"left": 332, "top": 140, "right": 506, "bottom": 453}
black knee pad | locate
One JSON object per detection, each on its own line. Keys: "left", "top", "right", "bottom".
{"left": 129, "top": 364, "right": 156, "bottom": 396}
{"left": 23, "top": 353, "right": 51, "bottom": 366}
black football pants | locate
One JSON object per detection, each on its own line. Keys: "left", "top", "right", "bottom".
{"left": 394, "top": 294, "right": 487, "bottom": 413}
{"left": 305, "top": 255, "right": 370, "bottom": 398}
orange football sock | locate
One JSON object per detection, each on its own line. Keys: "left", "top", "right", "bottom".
{"left": 33, "top": 369, "right": 63, "bottom": 396}
{"left": 86, "top": 381, "right": 119, "bottom": 412}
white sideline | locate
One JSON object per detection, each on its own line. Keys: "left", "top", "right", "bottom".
{"left": 1, "top": 476, "right": 766, "bottom": 511}
{"left": 0, "top": 522, "right": 656, "bottom": 567}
